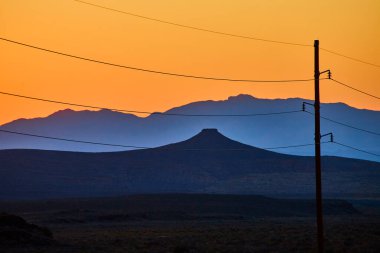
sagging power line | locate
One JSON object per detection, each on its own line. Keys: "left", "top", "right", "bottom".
{"left": 330, "top": 79, "right": 380, "bottom": 100}
{"left": 73, "top": 0, "right": 380, "bottom": 69}
{"left": 73, "top": 0, "right": 310, "bottom": 47}
{"left": 0, "top": 91, "right": 303, "bottom": 117}
{"left": 2, "top": 128, "right": 378, "bottom": 157}
{"left": 320, "top": 48, "right": 380, "bottom": 68}
{"left": 303, "top": 110, "right": 380, "bottom": 137}
{"left": 0, "top": 129, "right": 320, "bottom": 151}
{"left": 0, "top": 129, "right": 148, "bottom": 149}
{"left": 333, "top": 141, "right": 380, "bottom": 157}
{"left": 2, "top": 88, "right": 377, "bottom": 135}
{"left": 0, "top": 37, "right": 315, "bottom": 83}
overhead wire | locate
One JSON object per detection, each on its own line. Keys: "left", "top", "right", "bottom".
{"left": 0, "top": 129, "right": 149, "bottom": 149}
{"left": 0, "top": 37, "right": 315, "bottom": 83}
{"left": 0, "top": 90, "right": 303, "bottom": 117}
{"left": 73, "top": 0, "right": 380, "bottom": 68}
{"left": 0, "top": 129, "right": 320, "bottom": 151}
{"left": 2, "top": 129, "right": 378, "bottom": 158}
{"left": 73, "top": 0, "right": 311, "bottom": 47}
{"left": 320, "top": 47, "right": 380, "bottom": 68}
{"left": 332, "top": 141, "right": 380, "bottom": 157}
{"left": 303, "top": 110, "right": 380, "bottom": 137}
{"left": 265, "top": 143, "right": 320, "bottom": 150}
{"left": 330, "top": 79, "right": 380, "bottom": 100}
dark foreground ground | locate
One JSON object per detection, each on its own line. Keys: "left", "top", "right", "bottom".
{"left": 1, "top": 194, "right": 379, "bottom": 253}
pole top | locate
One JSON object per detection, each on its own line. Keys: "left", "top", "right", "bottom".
{"left": 314, "top": 40, "right": 319, "bottom": 46}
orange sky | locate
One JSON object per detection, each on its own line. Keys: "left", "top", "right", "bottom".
{"left": 1, "top": 0, "right": 379, "bottom": 125}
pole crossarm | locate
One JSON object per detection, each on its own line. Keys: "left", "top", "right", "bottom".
{"left": 321, "top": 132, "right": 334, "bottom": 143}
{"left": 302, "top": 101, "right": 315, "bottom": 111}
{"left": 319, "top": 69, "right": 331, "bottom": 79}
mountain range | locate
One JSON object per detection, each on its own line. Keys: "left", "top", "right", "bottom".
{"left": 1, "top": 95, "right": 379, "bottom": 162}
{"left": 1, "top": 129, "right": 379, "bottom": 200}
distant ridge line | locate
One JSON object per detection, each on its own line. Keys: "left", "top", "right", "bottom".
{"left": 2, "top": 128, "right": 377, "bottom": 157}
{"left": 0, "top": 91, "right": 303, "bottom": 117}
{"left": 0, "top": 129, "right": 321, "bottom": 151}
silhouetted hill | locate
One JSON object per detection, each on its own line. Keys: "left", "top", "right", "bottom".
{"left": 1, "top": 95, "right": 379, "bottom": 162}
{"left": 1, "top": 129, "right": 379, "bottom": 200}
{"left": 159, "top": 129, "right": 278, "bottom": 158}
{"left": 0, "top": 213, "right": 53, "bottom": 246}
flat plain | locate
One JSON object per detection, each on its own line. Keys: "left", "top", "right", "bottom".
{"left": 1, "top": 195, "right": 379, "bottom": 253}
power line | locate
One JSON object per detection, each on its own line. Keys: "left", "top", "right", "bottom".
{"left": 0, "top": 90, "right": 303, "bottom": 117}
{"left": 73, "top": 0, "right": 380, "bottom": 69}
{"left": 3, "top": 128, "right": 378, "bottom": 157}
{"left": 0, "top": 129, "right": 319, "bottom": 151}
{"left": 265, "top": 142, "right": 325, "bottom": 150}
{"left": 0, "top": 37, "right": 315, "bottom": 83}
{"left": 303, "top": 110, "right": 380, "bottom": 137}
{"left": 321, "top": 115, "right": 380, "bottom": 136}
{"left": 178, "top": 142, "right": 330, "bottom": 150}
{"left": 330, "top": 78, "right": 380, "bottom": 100}
{"left": 333, "top": 141, "right": 380, "bottom": 157}
{"left": 0, "top": 129, "right": 149, "bottom": 149}
{"left": 320, "top": 47, "right": 380, "bottom": 68}
{"left": 73, "top": 0, "right": 311, "bottom": 47}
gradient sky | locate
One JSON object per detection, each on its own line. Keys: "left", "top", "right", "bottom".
{"left": 1, "top": 0, "right": 379, "bottom": 125}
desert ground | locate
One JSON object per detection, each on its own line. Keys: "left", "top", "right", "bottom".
{"left": 1, "top": 195, "right": 379, "bottom": 253}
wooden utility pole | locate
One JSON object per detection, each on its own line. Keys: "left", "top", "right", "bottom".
{"left": 314, "top": 39, "right": 324, "bottom": 253}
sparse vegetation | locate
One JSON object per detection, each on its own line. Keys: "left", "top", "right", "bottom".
{"left": 0, "top": 213, "right": 53, "bottom": 247}
{"left": 0, "top": 195, "right": 379, "bottom": 252}
{"left": 2, "top": 217, "right": 380, "bottom": 253}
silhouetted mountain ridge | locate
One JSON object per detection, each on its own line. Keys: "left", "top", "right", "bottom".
{"left": 1, "top": 95, "right": 379, "bottom": 162}
{"left": 1, "top": 129, "right": 379, "bottom": 200}
{"left": 161, "top": 129, "right": 251, "bottom": 149}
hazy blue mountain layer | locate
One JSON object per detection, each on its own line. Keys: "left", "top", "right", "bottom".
{"left": 1, "top": 95, "right": 379, "bottom": 162}
{"left": 1, "top": 129, "right": 379, "bottom": 200}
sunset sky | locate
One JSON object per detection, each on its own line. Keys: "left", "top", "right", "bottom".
{"left": 1, "top": 0, "right": 379, "bottom": 125}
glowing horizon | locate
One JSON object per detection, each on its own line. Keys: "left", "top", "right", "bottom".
{"left": 1, "top": 0, "right": 379, "bottom": 125}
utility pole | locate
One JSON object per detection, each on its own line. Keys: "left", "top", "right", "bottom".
{"left": 314, "top": 39, "right": 324, "bottom": 253}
